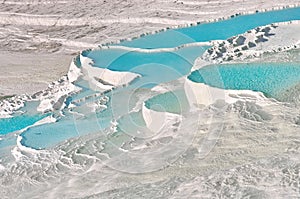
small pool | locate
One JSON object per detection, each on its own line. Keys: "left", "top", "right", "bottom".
{"left": 0, "top": 114, "right": 47, "bottom": 135}
{"left": 85, "top": 46, "right": 208, "bottom": 88}
{"left": 188, "top": 62, "right": 300, "bottom": 100}
{"left": 145, "top": 90, "right": 190, "bottom": 114}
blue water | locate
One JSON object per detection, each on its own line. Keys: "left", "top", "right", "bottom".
{"left": 0, "top": 114, "right": 47, "bottom": 135}
{"left": 70, "top": 79, "right": 100, "bottom": 103}
{"left": 116, "top": 111, "right": 147, "bottom": 136}
{"left": 20, "top": 93, "right": 113, "bottom": 149}
{"left": 119, "top": 7, "right": 300, "bottom": 48}
{"left": 145, "top": 90, "right": 190, "bottom": 114}
{"left": 1, "top": 7, "right": 300, "bottom": 150}
{"left": 86, "top": 46, "right": 207, "bottom": 88}
{"left": 21, "top": 116, "right": 110, "bottom": 149}
{"left": 188, "top": 62, "right": 300, "bottom": 99}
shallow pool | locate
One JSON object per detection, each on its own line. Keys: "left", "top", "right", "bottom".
{"left": 86, "top": 46, "right": 208, "bottom": 88}
{"left": 145, "top": 90, "right": 190, "bottom": 114}
{"left": 188, "top": 62, "right": 300, "bottom": 99}
{"left": 0, "top": 114, "right": 47, "bottom": 135}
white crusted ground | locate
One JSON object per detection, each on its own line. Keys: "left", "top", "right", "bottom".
{"left": 192, "top": 20, "right": 300, "bottom": 70}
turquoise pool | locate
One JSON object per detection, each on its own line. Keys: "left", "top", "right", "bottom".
{"left": 145, "top": 90, "right": 190, "bottom": 114}
{"left": 86, "top": 46, "right": 208, "bottom": 88}
{"left": 188, "top": 62, "right": 300, "bottom": 99}
{"left": 0, "top": 114, "right": 47, "bottom": 135}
